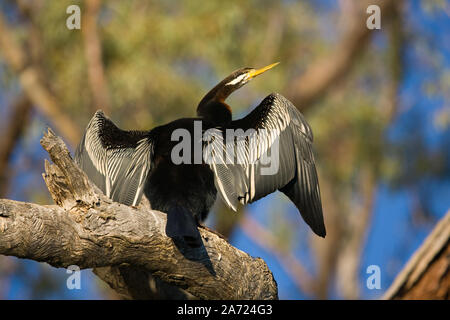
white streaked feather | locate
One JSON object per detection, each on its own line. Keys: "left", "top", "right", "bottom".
{"left": 75, "top": 111, "right": 154, "bottom": 206}
{"left": 206, "top": 93, "right": 311, "bottom": 210}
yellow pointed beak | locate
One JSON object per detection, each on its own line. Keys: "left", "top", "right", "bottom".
{"left": 246, "top": 62, "right": 280, "bottom": 80}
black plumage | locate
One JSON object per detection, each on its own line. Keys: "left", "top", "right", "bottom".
{"left": 75, "top": 63, "right": 326, "bottom": 246}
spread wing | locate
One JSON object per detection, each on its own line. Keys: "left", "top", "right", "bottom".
{"left": 204, "top": 93, "right": 325, "bottom": 237}
{"left": 74, "top": 111, "right": 154, "bottom": 206}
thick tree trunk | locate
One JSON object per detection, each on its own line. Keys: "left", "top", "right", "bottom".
{"left": 384, "top": 210, "right": 450, "bottom": 300}
{"left": 0, "top": 129, "right": 278, "bottom": 300}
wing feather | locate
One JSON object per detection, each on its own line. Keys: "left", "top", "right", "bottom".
{"left": 75, "top": 111, "right": 154, "bottom": 206}
{"left": 205, "top": 93, "right": 326, "bottom": 237}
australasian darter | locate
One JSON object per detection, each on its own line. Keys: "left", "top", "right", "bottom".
{"left": 75, "top": 63, "right": 326, "bottom": 246}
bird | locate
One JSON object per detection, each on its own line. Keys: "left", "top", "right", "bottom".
{"left": 75, "top": 62, "right": 326, "bottom": 247}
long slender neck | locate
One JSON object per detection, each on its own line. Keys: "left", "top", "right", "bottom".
{"left": 197, "top": 77, "right": 234, "bottom": 108}
{"left": 197, "top": 79, "right": 234, "bottom": 126}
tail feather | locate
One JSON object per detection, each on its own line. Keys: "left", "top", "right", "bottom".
{"left": 165, "top": 206, "right": 202, "bottom": 247}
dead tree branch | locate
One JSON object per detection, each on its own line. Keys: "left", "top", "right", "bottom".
{"left": 0, "top": 129, "right": 278, "bottom": 300}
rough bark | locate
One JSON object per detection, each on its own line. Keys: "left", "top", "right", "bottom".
{"left": 0, "top": 129, "right": 278, "bottom": 300}
{"left": 384, "top": 210, "right": 450, "bottom": 300}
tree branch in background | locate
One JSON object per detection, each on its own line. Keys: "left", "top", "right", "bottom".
{"left": 82, "top": 0, "right": 111, "bottom": 114}
{"left": 0, "top": 12, "right": 80, "bottom": 146}
{"left": 240, "top": 214, "right": 315, "bottom": 296}
{"left": 287, "top": 0, "right": 396, "bottom": 112}
{"left": 384, "top": 210, "right": 450, "bottom": 299}
{"left": 0, "top": 129, "right": 278, "bottom": 300}
{"left": 383, "top": 0, "right": 404, "bottom": 122}
{"left": 254, "top": 8, "right": 283, "bottom": 67}
{"left": 0, "top": 96, "right": 32, "bottom": 197}
{"left": 335, "top": 167, "right": 376, "bottom": 299}
{"left": 311, "top": 178, "right": 344, "bottom": 299}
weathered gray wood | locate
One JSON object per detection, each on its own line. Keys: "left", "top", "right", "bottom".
{"left": 0, "top": 128, "right": 278, "bottom": 300}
